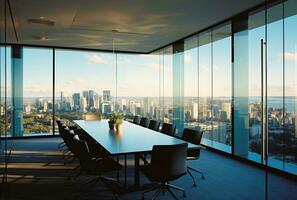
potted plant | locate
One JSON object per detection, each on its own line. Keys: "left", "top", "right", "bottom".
{"left": 109, "top": 111, "right": 124, "bottom": 130}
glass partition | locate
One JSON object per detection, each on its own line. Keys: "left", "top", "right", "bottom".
{"left": 117, "top": 53, "right": 159, "bottom": 121}
{"left": 55, "top": 49, "right": 116, "bottom": 129}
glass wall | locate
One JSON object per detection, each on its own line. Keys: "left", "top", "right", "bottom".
{"left": 184, "top": 36, "right": 198, "bottom": 131}
{"left": 23, "top": 48, "right": 53, "bottom": 135}
{"left": 284, "top": 0, "right": 297, "bottom": 174}
{"left": 166, "top": 22, "right": 233, "bottom": 152}
{"left": 117, "top": 53, "right": 159, "bottom": 121}
{"left": 0, "top": 0, "right": 296, "bottom": 177}
{"left": 234, "top": 0, "right": 297, "bottom": 175}
{"left": 55, "top": 50, "right": 116, "bottom": 128}
{"left": 212, "top": 24, "right": 232, "bottom": 152}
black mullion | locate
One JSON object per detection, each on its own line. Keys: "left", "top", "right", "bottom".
{"left": 52, "top": 48, "right": 55, "bottom": 135}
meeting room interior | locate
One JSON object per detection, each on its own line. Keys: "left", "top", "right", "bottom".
{"left": 1, "top": 0, "right": 297, "bottom": 199}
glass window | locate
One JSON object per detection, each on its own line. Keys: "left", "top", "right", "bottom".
{"left": 55, "top": 49, "right": 116, "bottom": 129}
{"left": 23, "top": 48, "right": 53, "bottom": 135}
{"left": 212, "top": 23, "right": 232, "bottom": 152}
{"left": 198, "top": 31, "right": 212, "bottom": 147}
{"left": 184, "top": 36, "right": 199, "bottom": 130}
{"left": 117, "top": 53, "right": 159, "bottom": 120}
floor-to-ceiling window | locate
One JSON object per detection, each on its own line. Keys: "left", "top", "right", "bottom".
{"left": 159, "top": 46, "right": 173, "bottom": 124}
{"left": 117, "top": 53, "right": 159, "bottom": 121}
{"left": 212, "top": 23, "right": 232, "bottom": 152}
{"left": 198, "top": 31, "right": 212, "bottom": 146}
{"left": 284, "top": 0, "right": 297, "bottom": 174}
{"left": 55, "top": 49, "right": 116, "bottom": 128}
{"left": 184, "top": 36, "right": 199, "bottom": 131}
{"left": 23, "top": 47, "right": 53, "bottom": 135}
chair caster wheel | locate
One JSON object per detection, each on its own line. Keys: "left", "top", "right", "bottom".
{"left": 183, "top": 193, "right": 186, "bottom": 198}
{"left": 193, "top": 183, "right": 197, "bottom": 187}
{"left": 202, "top": 176, "right": 205, "bottom": 180}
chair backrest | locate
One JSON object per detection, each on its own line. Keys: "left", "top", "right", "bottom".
{"left": 85, "top": 114, "right": 101, "bottom": 121}
{"left": 151, "top": 143, "right": 188, "bottom": 181}
{"left": 148, "top": 120, "right": 160, "bottom": 131}
{"left": 182, "top": 128, "right": 203, "bottom": 158}
{"left": 160, "top": 123, "right": 176, "bottom": 136}
{"left": 139, "top": 117, "right": 150, "bottom": 128}
{"left": 182, "top": 128, "right": 203, "bottom": 145}
{"left": 132, "top": 115, "right": 141, "bottom": 124}
{"left": 72, "top": 138, "right": 92, "bottom": 171}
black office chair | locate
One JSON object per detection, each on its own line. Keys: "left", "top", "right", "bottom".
{"left": 72, "top": 137, "right": 121, "bottom": 193}
{"left": 160, "top": 123, "right": 176, "bottom": 136}
{"left": 182, "top": 128, "right": 205, "bottom": 187}
{"left": 141, "top": 143, "right": 188, "bottom": 200}
{"left": 133, "top": 115, "right": 141, "bottom": 124}
{"left": 140, "top": 117, "right": 150, "bottom": 128}
{"left": 148, "top": 120, "right": 160, "bottom": 131}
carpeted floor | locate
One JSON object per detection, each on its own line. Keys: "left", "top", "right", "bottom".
{"left": 1, "top": 137, "right": 297, "bottom": 200}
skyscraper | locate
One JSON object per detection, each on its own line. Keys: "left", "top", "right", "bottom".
{"left": 80, "top": 97, "right": 87, "bottom": 113}
{"left": 82, "top": 90, "right": 89, "bottom": 106}
{"left": 192, "top": 103, "right": 198, "bottom": 119}
{"left": 94, "top": 93, "right": 101, "bottom": 110}
{"left": 72, "top": 93, "right": 80, "bottom": 111}
{"left": 103, "top": 90, "right": 111, "bottom": 102}
{"left": 88, "top": 90, "right": 95, "bottom": 108}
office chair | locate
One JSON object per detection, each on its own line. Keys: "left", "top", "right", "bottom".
{"left": 182, "top": 128, "right": 205, "bottom": 187}
{"left": 140, "top": 117, "right": 150, "bottom": 128}
{"left": 141, "top": 143, "right": 188, "bottom": 200}
{"left": 148, "top": 120, "right": 160, "bottom": 131}
{"left": 160, "top": 123, "right": 176, "bottom": 136}
{"left": 72, "top": 137, "right": 121, "bottom": 195}
{"left": 133, "top": 115, "right": 141, "bottom": 124}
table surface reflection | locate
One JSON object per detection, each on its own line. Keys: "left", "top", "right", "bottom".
{"left": 73, "top": 120, "right": 198, "bottom": 155}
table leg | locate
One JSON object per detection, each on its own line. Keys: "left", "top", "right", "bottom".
{"left": 134, "top": 153, "right": 140, "bottom": 187}
{"left": 124, "top": 154, "right": 127, "bottom": 187}
{"left": 117, "top": 155, "right": 120, "bottom": 181}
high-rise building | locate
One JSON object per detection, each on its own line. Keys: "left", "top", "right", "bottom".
{"left": 88, "top": 90, "right": 95, "bottom": 108}
{"left": 102, "top": 102, "right": 111, "bottom": 114}
{"left": 121, "top": 99, "right": 127, "bottom": 111}
{"left": 82, "top": 90, "right": 89, "bottom": 106}
{"left": 129, "top": 101, "right": 136, "bottom": 115}
{"left": 192, "top": 103, "right": 198, "bottom": 119}
{"left": 94, "top": 93, "right": 101, "bottom": 110}
{"left": 222, "top": 102, "right": 231, "bottom": 120}
{"left": 80, "top": 97, "right": 87, "bottom": 113}
{"left": 43, "top": 101, "right": 48, "bottom": 112}
{"left": 103, "top": 90, "right": 111, "bottom": 102}
{"left": 35, "top": 98, "right": 43, "bottom": 111}
{"left": 72, "top": 93, "right": 80, "bottom": 111}
{"left": 143, "top": 97, "right": 149, "bottom": 117}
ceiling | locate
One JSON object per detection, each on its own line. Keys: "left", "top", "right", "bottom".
{"left": 5, "top": 0, "right": 265, "bottom": 53}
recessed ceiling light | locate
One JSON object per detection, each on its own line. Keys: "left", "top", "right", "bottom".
{"left": 32, "top": 36, "right": 48, "bottom": 41}
{"left": 28, "top": 17, "right": 55, "bottom": 26}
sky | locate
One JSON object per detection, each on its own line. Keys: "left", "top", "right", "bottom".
{"left": 1, "top": 5, "right": 297, "bottom": 99}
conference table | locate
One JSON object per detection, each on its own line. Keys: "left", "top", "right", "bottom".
{"left": 73, "top": 119, "right": 198, "bottom": 188}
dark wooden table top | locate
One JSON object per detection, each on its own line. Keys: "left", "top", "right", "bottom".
{"left": 74, "top": 119, "right": 198, "bottom": 155}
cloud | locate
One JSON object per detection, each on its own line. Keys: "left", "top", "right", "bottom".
{"left": 143, "top": 62, "right": 159, "bottom": 69}
{"left": 184, "top": 54, "right": 191, "bottom": 63}
{"left": 277, "top": 52, "right": 297, "bottom": 62}
{"left": 284, "top": 52, "right": 297, "bottom": 62}
{"left": 85, "top": 54, "right": 114, "bottom": 65}
{"left": 213, "top": 64, "right": 220, "bottom": 71}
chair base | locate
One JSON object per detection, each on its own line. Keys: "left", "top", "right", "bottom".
{"left": 187, "top": 166, "right": 205, "bottom": 187}
{"left": 142, "top": 182, "right": 185, "bottom": 200}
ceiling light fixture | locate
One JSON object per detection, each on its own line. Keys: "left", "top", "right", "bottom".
{"left": 28, "top": 17, "right": 55, "bottom": 26}
{"left": 32, "top": 35, "right": 48, "bottom": 41}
